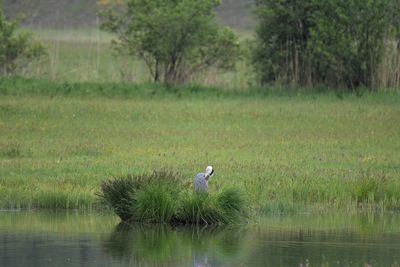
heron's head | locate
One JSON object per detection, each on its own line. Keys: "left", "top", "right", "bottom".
{"left": 205, "top": 165, "right": 214, "bottom": 178}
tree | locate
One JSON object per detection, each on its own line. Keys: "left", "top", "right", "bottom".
{"left": 254, "top": 0, "right": 399, "bottom": 90}
{"left": 309, "top": 0, "right": 394, "bottom": 88}
{"left": 100, "top": 0, "right": 240, "bottom": 85}
{"left": 0, "top": 8, "right": 45, "bottom": 76}
{"left": 253, "top": 0, "right": 316, "bottom": 86}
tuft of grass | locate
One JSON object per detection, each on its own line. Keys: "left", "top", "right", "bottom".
{"left": 134, "top": 182, "right": 179, "bottom": 223}
{"left": 177, "top": 188, "right": 249, "bottom": 225}
{"left": 99, "top": 172, "right": 249, "bottom": 225}
{"left": 98, "top": 170, "right": 185, "bottom": 222}
{"left": 0, "top": 143, "right": 23, "bottom": 158}
{"left": 177, "top": 192, "right": 222, "bottom": 225}
{"left": 351, "top": 172, "right": 388, "bottom": 203}
{"left": 216, "top": 188, "right": 249, "bottom": 223}
{"left": 98, "top": 177, "right": 138, "bottom": 221}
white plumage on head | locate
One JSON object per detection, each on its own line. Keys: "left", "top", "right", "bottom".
{"left": 205, "top": 165, "right": 214, "bottom": 178}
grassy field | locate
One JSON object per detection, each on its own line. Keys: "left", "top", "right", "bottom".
{"left": 1, "top": 80, "right": 399, "bottom": 213}
{"left": 20, "top": 28, "right": 252, "bottom": 89}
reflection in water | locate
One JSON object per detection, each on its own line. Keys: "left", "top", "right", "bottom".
{"left": 103, "top": 223, "right": 246, "bottom": 267}
{"left": 1, "top": 211, "right": 400, "bottom": 267}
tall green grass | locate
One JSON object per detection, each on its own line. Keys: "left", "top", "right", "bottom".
{"left": 177, "top": 189, "right": 249, "bottom": 225}
{"left": 99, "top": 170, "right": 184, "bottom": 222}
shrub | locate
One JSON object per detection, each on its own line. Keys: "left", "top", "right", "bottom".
{"left": 0, "top": 8, "right": 46, "bottom": 75}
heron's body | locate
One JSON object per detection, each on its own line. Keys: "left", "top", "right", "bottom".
{"left": 194, "top": 172, "right": 209, "bottom": 193}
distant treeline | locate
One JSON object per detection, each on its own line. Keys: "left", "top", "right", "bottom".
{"left": 254, "top": 0, "right": 400, "bottom": 90}
{"left": 2, "top": 0, "right": 400, "bottom": 91}
{"left": 3, "top": 0, "right": 255, "bottom": 30}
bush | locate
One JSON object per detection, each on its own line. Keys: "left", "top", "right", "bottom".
{"left": 0, "top": 8, "right": 46, "bottom": 75}
{"left": 100, "top": 0, "right": 240, "bottom": 85}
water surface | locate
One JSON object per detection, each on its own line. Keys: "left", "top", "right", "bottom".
{"left": 1, "top": 211, "right": 400, "bottom": 267}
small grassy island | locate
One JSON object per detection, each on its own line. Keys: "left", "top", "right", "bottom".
{"left": 99, "top": 171, "right": 249, "bottom": 225}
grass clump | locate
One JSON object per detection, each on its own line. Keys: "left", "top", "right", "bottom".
{"left": 99, "top": 171, "right": 249, "bottom": 225}
{"left": 98, "top": 170, "right": 183, "bottom": 222}
{"left": 177, "top": 188, "right": 249, "bottom": 225}
{"left": 0, "top": 143, "right": 23, "bottom": 158}
{"left": 349, "top": 171, "right": 400, "bottom": 210}
{"left": 135, "top": 182, "right": 179, "bottom": 223}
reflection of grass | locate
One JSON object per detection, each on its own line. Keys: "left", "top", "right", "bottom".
{"left": 1, "top": 89, "right": 399, "bottom": 212}
{"left": 102, "top": 212, "right": 400, "bottom": 267}
{"left": 105, "top": 224, "right": 181, "bottom": 264}
{"left": 0, "top": 211, "right": 117, "bottom": 234}
{"left": 103, "top": 223, "right": 246, "bottom": 266}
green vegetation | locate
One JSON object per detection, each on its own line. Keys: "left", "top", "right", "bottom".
{"left": 0, "top": 8, "right": 45, "bottom": 75}
{"left": 254, "top": 0, "right": 400, "bottom": 89}
{"left": 100, "top": 0, "right": 240, "bottom": 84}
{"left": 3, "top": 0, "right": 400, "bottom": 91}
{"left": 99, "top": 170, "right": 183, "bottom": 222}
{"left": 9, "top": 29, "right": 249, "bottom": 88}
{"left": 1, "top": 79, "right": 399, "bottom": 214}
{"left": 1, "top": 1, "right": 399, "bottom": 217}
{"left": 178, "top": 188, "right": 248, "bottom": 225}
{"left": 99, "top": 171, "right": 248, "bottom": 225}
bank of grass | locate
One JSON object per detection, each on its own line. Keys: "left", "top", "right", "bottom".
{"left": 0, "top": 78, "right": 399, "bottom": 214}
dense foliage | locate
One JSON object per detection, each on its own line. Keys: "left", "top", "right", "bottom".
{"left": 0, "top": 8, "right": 45, "bottom": 75}
{"left": 254, "top": 0, "right": 400, "bottom": 89}
{"left": 100, "top": 0, "right": 240, "bottom": 85}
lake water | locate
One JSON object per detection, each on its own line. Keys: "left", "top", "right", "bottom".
{"left": 1, "top": 211, "right": 400, "bottom": 267}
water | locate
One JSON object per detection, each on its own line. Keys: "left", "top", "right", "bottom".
{"left": 1, "top": 211, "right": 400, "bottom": 267}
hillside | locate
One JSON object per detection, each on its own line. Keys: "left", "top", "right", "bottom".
{"left": 3, "top": 0, "right": 255, "bottom": 30}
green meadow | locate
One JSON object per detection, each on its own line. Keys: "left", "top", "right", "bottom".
{"left": 1, "top": 80, "right": 399, "bottom": 213}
